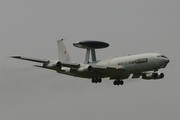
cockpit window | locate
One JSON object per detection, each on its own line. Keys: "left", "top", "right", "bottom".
{"left": 157, "top": 55, "right": 168, "bottom": 59}
{"left": 161, "top": 55, "right": 168, "bottom": 58}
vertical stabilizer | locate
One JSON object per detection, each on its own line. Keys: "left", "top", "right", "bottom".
{"left": 57, "top": 39, "right": 73, "bottom": 63}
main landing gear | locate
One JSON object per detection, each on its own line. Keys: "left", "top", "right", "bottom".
{"left": 91, "top": 78, "right": 124, "bottom": 85}
{"left": 113, "top": 79, "right": 124, "bottom": 85}
{"left": 92, "top": 78, "right": 102, "bottom": 83}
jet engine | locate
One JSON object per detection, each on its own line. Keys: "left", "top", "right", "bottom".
{"left": 43, "top": 61, "right": 62, "bottom": 69}
{"left": 56, "top": 61, "right": 62, "bottom": 68}
{"left": 77, "top": 65, "right": 92, "bottom": 72}
{"left": 156, "top": 72, "right": 164, "bottom": 79}
{"left": 142, "top": 72, "right": 164, "bottom": 80}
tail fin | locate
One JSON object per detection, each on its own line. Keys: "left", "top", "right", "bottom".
{"left": 57, "top": 39, "right": 73, "bottom": 63}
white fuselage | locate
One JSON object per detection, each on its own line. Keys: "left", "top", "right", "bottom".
{"left": 58, "top": 53, "right": 169, "bottom": 78}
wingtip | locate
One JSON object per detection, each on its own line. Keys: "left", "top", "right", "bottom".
{"left": 10, "top": 56, "right": 21, "bottom": 58}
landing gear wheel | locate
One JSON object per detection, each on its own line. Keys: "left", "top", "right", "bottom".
{"left": 92, "top": 78, "right": 95, "bottom": 83}
{"left": 113, "top": 81, "right": 117, "bottom": 85}
{"left": 113, "top": 80, "right": 124, "bottom": 86}
{"left": 116, "top": 81, "right": 120, "bottom": 85}
{"left": 92, "top": 78, "right": 102, "bottom": 83}
{"left": 119, "top": 80, "right": 124, "bottom": 85}
{"left": 97, "top": 78, "right": 102, "bottom": 83}
{"left": 113, "top": 80, "right": 119, "bottom": 85}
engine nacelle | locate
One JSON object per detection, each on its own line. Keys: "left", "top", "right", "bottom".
{"left": 43, "top": 61, "right": 62, "bottom": 69}
{"left": 56, "top": 61, "right": 62, "bottom": 68}
{"left": 77, "top": 65, "right": 92, "bottom": 72}
{"left": 142, "top": 72, "right": 164, "bottom": 80}
{"left": 156, "top": 72, "right": 164, "bottom": 79}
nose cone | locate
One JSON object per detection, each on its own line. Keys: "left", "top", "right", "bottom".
{"left": 161, "top": 58, "right": 170, "bottom": 68}
{"left": 164, "top": 58, "right": 170, "bottom": 64}
{"left": 166, "top": 59, "right": 170, "bottom": 63}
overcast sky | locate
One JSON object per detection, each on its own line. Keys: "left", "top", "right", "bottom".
{"left": 0, "top": 0, "right": 179, "bottom": 120}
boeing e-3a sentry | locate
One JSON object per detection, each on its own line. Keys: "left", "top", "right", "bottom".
{"left": 11, "top": 39, "right": 170, "bottom": 86}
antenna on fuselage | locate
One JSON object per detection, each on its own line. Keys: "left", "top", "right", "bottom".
{"left": 73, "top": 40, "right": 109, "bottom": 64}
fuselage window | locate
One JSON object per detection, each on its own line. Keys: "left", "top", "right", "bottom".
{"left": 118, "top": 61, "right": 135, "bottom": 66}
{"left": 135, "top": 58, "right": 148, "bottom": 63}
{"left": 118, "top": 62, "right": 123, "bottom": 66}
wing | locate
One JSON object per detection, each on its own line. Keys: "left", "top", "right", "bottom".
{"left": 90, "top": 65, "right": 126, "bottom": 78}
{"left": 91, "top": 65, "right": 125, "bottom": 73}
{"left": 11, "top": 56, "right": 80, "bottom": 69}
{"left": 11, "top": 56, "right": 49, "bottom": 63}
